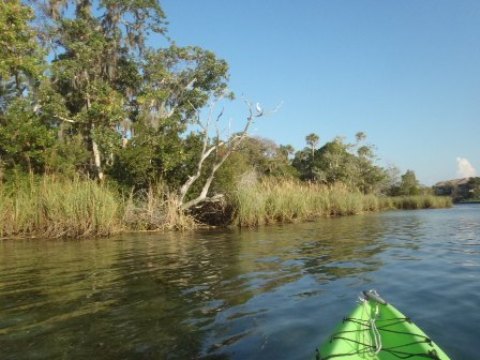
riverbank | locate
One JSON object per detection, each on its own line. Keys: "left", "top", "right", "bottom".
{"left": 232, "top": 179, "right": 452, "bottom": 227}
{"left": 0, "top": 177, "right": 452, "bottom": 239}
{"left": 457, "top": 199, "right": 480, "bottom": 204}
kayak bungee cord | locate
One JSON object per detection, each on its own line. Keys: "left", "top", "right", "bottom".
{"left": 318, "top": 316, "right": 441, "bottom": 359}
{"left": 316, "top": 290, "right": 444, "bottom": 360}
{"left": 365, "top": 297, "right": 382, "bottom": 355}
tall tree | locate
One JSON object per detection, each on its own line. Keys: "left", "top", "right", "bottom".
{"left": 398, "top": 170, "right": 420, "bottom": 196}
{"left": 2, "top": 0, "right": 271, "bottom": 213}
{"left": 312, "top": 137, "right": 354, "bottom": 184}
{"left": 352, "top": 132, "right": 386, "bottom": 193}
{"left": 0, "top": 0, "right": 43, "bottom": 109}
{"left": 38, "top": 0, "right": 167, "bottom": 180}
{"left": 0, "top": 0, "right": 57, "bottom": 175}
{"left": 109, "top": 45, "right": 232, "bottom": 189}
{"left": 292, "top": 133, "right": 387, "bottom": 193}
{"left": 305, "top": 133, "right": 320, "bottom": 159}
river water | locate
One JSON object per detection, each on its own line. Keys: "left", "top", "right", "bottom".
{"left": 1, "top": 205, "right": 479, "bottom": 359}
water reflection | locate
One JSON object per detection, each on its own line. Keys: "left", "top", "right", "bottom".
{"left": 1, "top": 206, "right": 480, "bottom": 359}
{"left": 0, "top": 216, "right": 388, "bottom": 360}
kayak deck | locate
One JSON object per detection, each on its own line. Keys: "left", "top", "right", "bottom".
{"left": 317, "top": 294, "right": 451, "bottom": 360}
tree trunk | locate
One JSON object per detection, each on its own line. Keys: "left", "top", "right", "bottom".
{"left": 91, "top": 131, "right": 104, "bottom": 181}
{"left": 178, "top": 101, "right": 265, "bottom": 211}
{"left": 85, "top": 81, "right": 104, "bottom": 181}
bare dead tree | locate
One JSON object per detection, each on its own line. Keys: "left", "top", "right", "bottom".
{"left": 178, "top": 100, "right": 269, "bottom": 210}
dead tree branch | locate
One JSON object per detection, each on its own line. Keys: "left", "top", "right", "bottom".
{"left": 179, "top": 100, "right": 267, "bottom": 210}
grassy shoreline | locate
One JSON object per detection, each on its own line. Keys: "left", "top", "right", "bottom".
{"left": 232, "top": 180, "right": 452, "bottom": 227}
{"left": 0, "top": 176, "right": 121, "bottom": 239}
{"left": 0, "top": 177, "right": 452, "bottom": 240}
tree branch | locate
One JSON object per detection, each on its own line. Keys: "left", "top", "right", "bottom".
{"left": 55, "top": 115, "right": 76, "bottom": 123}
{"left": 179, "top": 99, "right": 269, "bottom": 211}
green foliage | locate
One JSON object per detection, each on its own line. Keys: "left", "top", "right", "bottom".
{"left": 0, "top": 0, "right": 48, "bottom": 175}
{"left": 0, "top": 0, "right": 44, "bottom": 110}
{"left": 305, "top": 133, "right": 319, "bottom": 156}
{"left": 139, "top": 45, "right": 232, "bottom": 125}
{"left": 312, "top": 137, "right": 356, "bottom": 183}
{"left": 212, "top": 136, "right": 298, "bottom": 196}
{"left": 392, "top": 170, "right": 420, "bottom": 196}
{"left": 292, "top": 133, "right": 387, "bottom": 194}
{"left": 109, "top": 124, "right": 200, "bottom": 190}
{"left": 0, "top": 0, "right": 236, "bottom": 203}
{"left": 0, "top": 98, "right": 56, "bottom": 173}
{"left": 236, "top": 137, "right": 295, "bottom": 176}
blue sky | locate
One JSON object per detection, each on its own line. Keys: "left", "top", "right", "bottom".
{"left": 160, "top": 0, "right": 480, "bottom": 185}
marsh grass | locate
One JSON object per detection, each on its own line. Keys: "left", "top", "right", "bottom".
{"left": 122, "top": 183, "right": 196, "bottom": 231}
{"left": 0, "top": 176, "right": 452, "bottom": 239}
{"left": 0, "top": 176, "right": 120, "bottom": 239}
{"left": 387, "top": 195, "right": 452, "bottom": 210}
{"left": 232, "top": 179, "right": 452, "bottom": 227}
{"left": 233, "top": 180, "right": 376, "bottom": 226}
{"left": 0, "top": 177, "right": 197, "bottom": 239}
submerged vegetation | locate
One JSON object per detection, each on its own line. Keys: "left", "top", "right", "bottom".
{"left": 0, "top": 1, "right": 452, "bottom": 239}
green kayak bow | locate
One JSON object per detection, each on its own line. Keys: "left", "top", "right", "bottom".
{"left": 316, "top": 290, "right": 451, "bottom": 360}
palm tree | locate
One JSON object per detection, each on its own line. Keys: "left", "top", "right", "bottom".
{"left": 305, "top": 133, "right": 319, "bottom": 159}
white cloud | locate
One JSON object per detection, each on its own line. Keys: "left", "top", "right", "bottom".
{"left": 456, "top": 157, "right": 476, "bottom": 178}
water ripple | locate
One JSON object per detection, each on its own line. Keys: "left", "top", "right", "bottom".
{"left": 0, "top": 206, "right": 479, "bottom": 359}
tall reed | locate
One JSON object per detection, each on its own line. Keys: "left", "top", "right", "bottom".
{"left": 122, "top": 183, "right": 195, "bottom": 231}
{"left": 0, "top": 175, "right": 453, "bottom": 239}
{"left": 387, "top": 195, "right": 452, "bottom": 210}
{"left": 232, "top": 180, "right": 377, "bottom": 226}
{"left": 231, "top": 179, "right": 452, "bottom": 227}
{"left": 0, "top": 176, "right": 121, "bottom": 239}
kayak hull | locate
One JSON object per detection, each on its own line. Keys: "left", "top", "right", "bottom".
{"left": 317, "top": 298, "right": 451, "bottom": 360}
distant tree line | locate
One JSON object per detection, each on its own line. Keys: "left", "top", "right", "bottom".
{"left": 238, "top": 132, "right": 426, "bottom": 196}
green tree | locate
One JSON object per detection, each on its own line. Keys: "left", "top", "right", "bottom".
{"left": 233, "top": 137, "right": 296, "bottom": 177}
{"left": 0, "top": 0, "right": 55, "bottom": 175}
{"left": 279, "top": 144, "right": 295, "bottom": 161}
{"left": 0, "top": 99, "right": 56, "bottom": 174}
{"left": 0, "top": 0, "right": 43, "bottom": 109}
{"left": 291, "top": 148, "right": 308, "bottom": 179}
{"left": 381, "top": 165, "right": 401, "bottom": 196}
{"left": 212, "top": 139, "right": 297, "bottom": 196}
{"left": 38, "top": 0, "right": 167, "bottom": 180}
{"left": 177, "top": 102, "right": 265, "bottom": 210}
{"left": 119, "top": 46, "right": 231, "bottom": 187}
{"left": 0, "top": 1, "right": 273, "bottom": 215}
{"left": 292, "top": 132, "right": 387, "bottom": 193}
{"left": 312, "top": 137, "right": 355, "bottom": 184}
{"left": 305, "top": 133, "right": 319, "bottom": 159}
{"left": 352, "top": 132, "right": 387, "bottom": 194}
{"left": 398, "top": 170, "right": 420, "bottom": 196}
